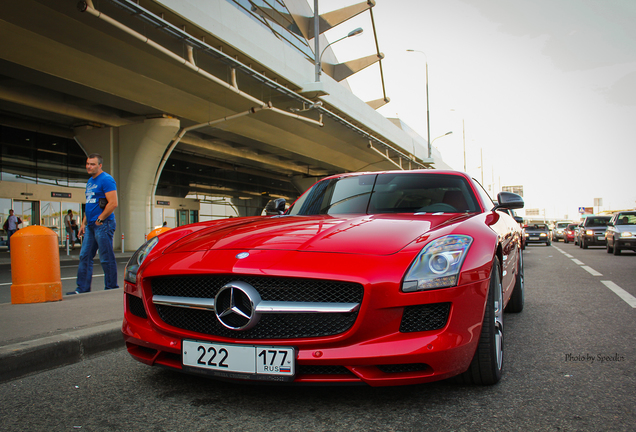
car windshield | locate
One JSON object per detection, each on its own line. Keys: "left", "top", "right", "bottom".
{"left": 586, "top": 217, "right": 611, "bottom": 227}
{"left": 526, "top": 224, "right": 548, "bottom": 231}
{"left": 288, "top": 173, "right": 480, "bottom": 216}
{"left": 556, "top": 223, "right": 569, "bottom": 229}
{"left": 616, "top": 213, "right": 636, "bottom": 225}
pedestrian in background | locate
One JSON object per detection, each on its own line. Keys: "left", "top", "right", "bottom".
{"left": 4, "top": 209, "right": 21, "bottom": 252}
{"left": 67, "top": 153, "right": 119, "bottom": 295}
{"left": 64, "top": 209, "right": 76, "bottom": 250}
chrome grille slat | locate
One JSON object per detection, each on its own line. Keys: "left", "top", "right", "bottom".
{"left": 152, "top": 294, "right": 360, "bottom": 314}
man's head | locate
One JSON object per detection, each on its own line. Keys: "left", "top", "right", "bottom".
{"left": 9, "top": 209, "right": 13, "bottom": 216}
{"left": 86, "top": 153, "right": 104, "bottom": 178}
{"left": 67, "top": 209, "right": 73, "bottom": 214}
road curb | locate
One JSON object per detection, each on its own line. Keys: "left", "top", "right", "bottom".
{"left": 0, "top": 321, "right": 125, "bottom": 383}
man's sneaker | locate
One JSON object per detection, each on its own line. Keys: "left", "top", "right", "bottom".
{"left": 66, "top": 290, "right": 80, "bottom": 295}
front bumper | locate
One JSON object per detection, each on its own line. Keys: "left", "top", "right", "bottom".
{"left": 616, "top": 237, "right": 636, "bottom": 250}
{"left": 525, "top": 234, "right": 549, "bottom": 244}
{"left": 122, "top": 270, "right": 490, "bottom": 387}
{"left": 583, "top": 232, "right": 607, "bottom": 246}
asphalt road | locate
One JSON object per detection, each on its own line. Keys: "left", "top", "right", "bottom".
{"left": 0, "top": 243, "right": 634, "bottom": 431}
{"left": 0, "top": 258, "right": 130, "bottom": 303}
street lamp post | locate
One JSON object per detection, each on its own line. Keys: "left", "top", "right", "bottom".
{"left": 406, "top": 49, "right": 431, "bottom": 159}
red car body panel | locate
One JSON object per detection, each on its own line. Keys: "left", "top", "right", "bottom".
{"left": 122, "top": 170, "right": 523, "bottom": 386}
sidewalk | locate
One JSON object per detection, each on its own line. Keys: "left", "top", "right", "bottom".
{"left": 0, "top": 247, "right": 133, "bottom": 383}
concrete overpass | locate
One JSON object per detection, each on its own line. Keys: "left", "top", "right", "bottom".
{"left": 0, "top": 0, "right": 442, "bottom": 250}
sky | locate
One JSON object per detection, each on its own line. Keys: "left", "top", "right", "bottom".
{"left": 318, "top": 0, "right": 636, "bottom": 220}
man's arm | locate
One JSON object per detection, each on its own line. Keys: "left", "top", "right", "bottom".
{"left": 78, "top": 214, "right": 87, "bottom": 237}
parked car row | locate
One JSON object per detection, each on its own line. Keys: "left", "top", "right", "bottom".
{"left": 558, "top": 212, "right": 636, "bottom": 256}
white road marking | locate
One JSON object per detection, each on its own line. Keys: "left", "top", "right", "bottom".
{"left": 601, "top": 281, "right": 636, "bottom": 308}
{"left": 582, "top": 266, "right": 602, "bottom": 276}
{"left": 571, "top": 259, "right": 584, "bottom": 265}
{"left": 564, "top": 253, "right": 573, "bottom": 258}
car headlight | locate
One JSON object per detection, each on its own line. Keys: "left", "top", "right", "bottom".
{"left": 124, "top": 236, "right": 159, "bottom": 284}
{"left": 402, "top": 235, "right": 472, "bottom": 292}
{"left": 586, "top": 230, "right": 594, "bottom": 236}
{"left": 621, "top": 232, "right": 633, "bottom": 238}
{"left": 540, "top": 233, "right": 547, "bottom": 237}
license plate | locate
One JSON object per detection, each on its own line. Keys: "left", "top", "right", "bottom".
{"left": 530, "top": 236, "right": 539, "bottom": 240}
{"left": 182, "top": 340, "right": 295, "bottom": 382}
{"left": 597, "top": 236, "right": 604, "bottom": 241}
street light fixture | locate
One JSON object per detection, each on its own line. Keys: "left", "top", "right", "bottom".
{"left": 406, "top": 49, "right": 431, "bottom": 159}
{"left": 315, "top": 27, "right": 364, "bottom": 82}
{"left": 431, "top": 131, "right": 453, "bottom": 146}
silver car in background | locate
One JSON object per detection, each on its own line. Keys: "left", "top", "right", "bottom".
{"left": 606, "top": 211, "right": 636, "bottom": 255}
{"left": 553, "top": 221, "right": 571, "bottom": 242}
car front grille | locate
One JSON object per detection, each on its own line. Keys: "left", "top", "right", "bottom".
{"left": 150, "top": 275, "right": 363, "bottom": 339}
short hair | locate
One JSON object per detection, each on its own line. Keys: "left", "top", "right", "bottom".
{"left": 88, "top": 153, "right": 103, "bottom": 165}
{"left": 67, "top": 209, "right": 73, "bottom": 214}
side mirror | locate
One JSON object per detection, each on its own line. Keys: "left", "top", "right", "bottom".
{"left": 264, "top": 198, "right": 286, "bottom": 215}
{"left": 493, "top": 191, "right": 524, "bottom": 211}
{"left": 513, "top": 215, "right": 524, "bottom": 224}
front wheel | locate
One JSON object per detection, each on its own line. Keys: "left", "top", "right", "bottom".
{"left": 457, "top": 258, "right": 504, "bottom": 385}
{"left": 613, "top": 238, "right": 621, "bottom": 255}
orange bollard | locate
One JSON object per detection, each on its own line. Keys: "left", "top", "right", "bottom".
{"left": 146, "top": 227, "right": 171, "bottom": 241}
{"left": 10, "top": 225, "right": 63, "bottom": 304}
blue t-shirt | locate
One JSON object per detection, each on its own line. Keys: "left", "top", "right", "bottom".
{"left": 85, "top": 172, "right": 117, "bottom": 224}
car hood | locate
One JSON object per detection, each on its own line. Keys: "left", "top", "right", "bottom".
{"left": 615, "top": 225, "right": 636, "bottom": 233}
{"left": 164, "top": 214, "right": 471, "bottom": 256}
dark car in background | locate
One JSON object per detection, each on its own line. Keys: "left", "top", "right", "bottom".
{"left": 524, "top": 223, "right": 551, "bottom": 246}
{"left": 605, "top": 211, "right": 636, "bottom": 255}
{"left": 579, "top": 215, "right": 611, "bottom": 249}
{"left": 563, "top": 223, "right": 578, "bottom": 244}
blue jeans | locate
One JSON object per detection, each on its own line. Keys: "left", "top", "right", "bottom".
{"left": 76, "top": 219, "right": 119, "bottom": 292}
{"left": 7, "top": 229, "right": 17, "bottom": 251}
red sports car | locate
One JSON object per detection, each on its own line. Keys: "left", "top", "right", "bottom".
{"left": 123, "top": 170, "right": 525, "bottom": 386}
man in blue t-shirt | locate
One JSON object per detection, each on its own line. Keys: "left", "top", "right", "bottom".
{"left": 67, "top": 153, "right": 119, "bottom": 295}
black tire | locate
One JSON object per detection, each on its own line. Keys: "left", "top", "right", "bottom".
{"left": 581, "top": 238, "right": 587, "bottom": 249}
{"left": 613, "top": 238, "right": 621, "bottom": 255}
{"left": 505, "top": 251, "right": 524, "bottom": 313}
{"left": 607, "top": 240, "right": 613, "bottom": 253}
{"left": 457, "top": 258, "right": 504, "bottom": 385}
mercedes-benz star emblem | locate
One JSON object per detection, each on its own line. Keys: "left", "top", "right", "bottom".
{"left": 215, "top": 281, "right": 262, "bottom": 331}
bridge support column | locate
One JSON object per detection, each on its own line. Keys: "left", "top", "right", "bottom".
{"left": 75, "top": 118, "right": 181, "bottom": 251}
